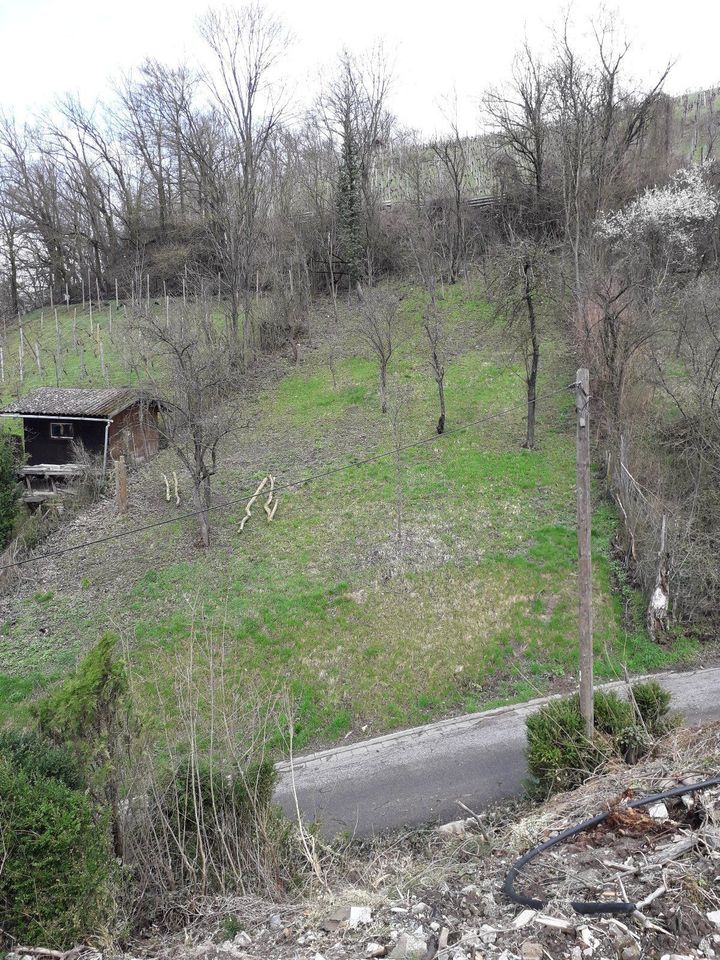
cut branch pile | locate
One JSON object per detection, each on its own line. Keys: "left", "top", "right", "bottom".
{"left": 239, "top": 475, "right": 279, "bottom": 531}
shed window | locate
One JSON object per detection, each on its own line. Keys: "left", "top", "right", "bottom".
{"left": 50, "top": 422, "right": 74, "bottom": 439}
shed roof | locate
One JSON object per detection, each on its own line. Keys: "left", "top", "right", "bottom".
{"left": 0, "top": 387, "right": 143, "bottom": 419}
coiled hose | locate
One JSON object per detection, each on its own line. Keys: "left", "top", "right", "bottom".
{"left": 502, "top": 775, "right": 720, "bottom": 915}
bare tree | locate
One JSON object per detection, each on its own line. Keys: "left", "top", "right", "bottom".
{"left": 199, "top": 3, "right": 290, "bottom": 357}
{"left": 404, "top": 212, "right": 450, "bottom": 435}
{"left": 129, "top": 298, "right": 239, "bottom": 547}
{"left": 551, "top": 15, "right": 671, "bottom": 294}
{"left": 430, "top": 110, "right": 468, "bottom": 284}
{"left": 491, "top": 233, "right": 547, "bottom": 449}
{"left": 423, "top": 295, "right": 448, "bottom": 435}
{"left": 485, "top": 42, "right": 550, "bottom": 205}
{"left": 356, "top": 287, "right": 403, "bottom": 414}
{"left": 0, "top": 173, "right": 22, "bottom": 316}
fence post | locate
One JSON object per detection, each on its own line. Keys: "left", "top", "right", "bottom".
{"left": 575, "top": 368, "right": 594, "bottom": 739}
{"left": 115, "top": 455, "right": 128, "bottom": 514}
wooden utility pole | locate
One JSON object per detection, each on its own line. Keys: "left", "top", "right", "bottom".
{"left": 575, "top": 368, "right": 593, "bottom": 738}
{"left": 115, "top": 456, "right": 128, "bottom": 514}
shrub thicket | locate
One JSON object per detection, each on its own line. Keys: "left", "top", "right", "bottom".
{"left": 0, "top": 637, "right": 126, "bottom": 949}
{"left": 1, "top": 634, "right": 294, "bottom": 946}
{"left": 0, "top": 729, "right": 83, "bottom": 789}
{"left": 526, "top": 681, "right": 673, "bottom": 796}
{"left": 0, "top": 760, "right": 113, "bottom": 948}
{"left": 35, "top": 632, "right": 128, "bottom": 746}
{"left": 0, "top": 435, "right": 18, "bottom": 548}
{"left": 128, "top": 754, "right": 282, "bottom": 906}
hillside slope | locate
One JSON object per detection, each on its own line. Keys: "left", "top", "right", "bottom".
{"left": 0, "top": 284, "right": 698, "bottom": 746}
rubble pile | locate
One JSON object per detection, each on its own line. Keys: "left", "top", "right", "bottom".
{"left": 7, "top": 724, "right": 720, "bottom": 960}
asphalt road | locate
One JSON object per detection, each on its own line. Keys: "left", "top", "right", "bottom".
{"left": 274, "top": 667, "right": 720, "bottom": 837}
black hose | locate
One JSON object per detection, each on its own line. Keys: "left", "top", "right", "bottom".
{"left": 502, "top": 774, "right": 720, "bottom": 916}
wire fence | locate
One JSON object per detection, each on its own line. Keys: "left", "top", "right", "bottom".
{"left": 0, "top": 384, "right": 574, "bottom": 576}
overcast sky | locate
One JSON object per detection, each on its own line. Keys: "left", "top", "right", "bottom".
{"left": 0, "top": 0, "right": 718, "bottom": 136}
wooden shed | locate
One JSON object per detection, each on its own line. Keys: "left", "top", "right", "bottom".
{"left": 0, "top": 387, "right": 160, "bottom": 477}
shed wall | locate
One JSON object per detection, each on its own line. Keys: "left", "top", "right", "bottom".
{"left": 108, "top": 405, "right": 159, "bottom": 463}
{"left": 23, "top": 417, "right": 105, "bottom": 465}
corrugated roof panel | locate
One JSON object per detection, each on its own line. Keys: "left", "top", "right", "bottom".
{"left": 0, "top": 387, "right": 139, "bottom": 418}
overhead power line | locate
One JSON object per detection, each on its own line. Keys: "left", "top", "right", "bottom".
{"left": 0, "top": 385, "right": 572, "bottom": 573}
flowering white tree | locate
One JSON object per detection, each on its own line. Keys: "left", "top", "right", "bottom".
{"left": 584, "top": 165, "right": 719, "bottom": 431}
{"left": 596, "top": 166, "right": 718, "bottom": 266}
{"left": 588, "top": 166, "right": 720, "bottom": 639}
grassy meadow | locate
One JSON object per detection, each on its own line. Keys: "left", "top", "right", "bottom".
{"left": 0, "top": 283, "right": 699, "bottom": 748}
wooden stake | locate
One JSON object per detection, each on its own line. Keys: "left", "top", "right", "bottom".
{"left": 54, "top": 309, "right": 61, "bottom": 385}
{"left": 115, "top": 455, "right": 128, "bottom": 513}
{"left": 115, "top": 277, "right": 119, "bottom": 307}
{"left": 18, "top": 315, "right": 24, "bottom": 382}
{"left": 96, "top": 276, "right": 101, "bottom": 306}
{"left": 0, "top": 346, "right": 4, "bottom": 382}
{"left": 575, "top": 367, "right": 594, "bottom": 739}
{"left": 99, "top": 337, "right": 107, "bottom": 382}
{"left": 81, "top": 275, "right": 85, "bottom": 310}
{"left": 146, "top": 274, "right": 150, "bottom": 310}
{"left": 34, "top": 340, "right": 41, "bottom": 374}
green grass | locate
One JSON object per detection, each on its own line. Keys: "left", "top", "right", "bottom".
{"left": 0, "top": 283, "right": 700, "bottom": 748}
{"left": 0, "top": 303, "right": 134, "bottom": 408}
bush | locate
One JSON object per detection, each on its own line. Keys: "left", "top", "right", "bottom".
{"left": 0, "top": 759, "right": 114, "bottom": 948}
{"left": 35, "top": 633, "right": 127, "bottom": 746}
{"left": 168, "top": 756, "right": 277, "bottom": 826}
{"left": 526, "top": 683, "right": 673, "bottom": 797}
{"left": 632, "top": 680, "right": 673, "bottom": 735}
{"left": 156, "top": 756, "right": 278, "bottom": 884}
{"left": 526, "top": 694, "right": 603, "bottom": 795}
{"left": 593, "top": 689, "right": 634, "bottom": 735}
{"left": 0, "top": 435, "right": 18, "bottom": 548}
{"left": 0, "top": 729, "right": 84, "bottom": 790}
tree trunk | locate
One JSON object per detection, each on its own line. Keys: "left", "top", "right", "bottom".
{"left": 380, "top": 361, "right": 388, "bottom": 414}
{"left": 194, "top": 477, "right": 210, "bottom": 548}
{"left": 229, "top": 283, "right": 240, "bottom": 341}
{"left": 436, "top": 374, "right": 446, "bottom": 435}
{"left": 7, "top": 232, "right": 19, "bottom": 317}
{"left": 522, "top": 262, "right": 540, "bottom": 449}
{"left": 242, "top": 285, "right": 253, "bottom": 364}
{"left": 451, "top": 184, "right": 463, "bottom": 283}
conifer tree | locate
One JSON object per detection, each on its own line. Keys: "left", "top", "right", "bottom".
{"left": 337, "top": 111, "right": 364, "bottom": 286}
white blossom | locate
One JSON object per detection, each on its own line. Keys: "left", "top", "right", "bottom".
{"left": 596, "top": 165, "right": 718, "bottom": 260}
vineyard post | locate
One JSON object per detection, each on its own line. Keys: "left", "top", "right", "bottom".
{"left": 575, "top": 368, "right": 594, "bottom": 740}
